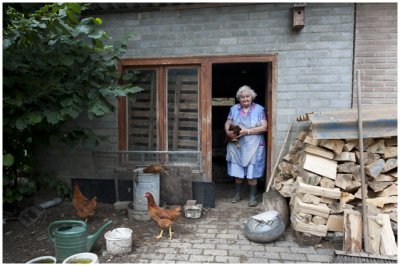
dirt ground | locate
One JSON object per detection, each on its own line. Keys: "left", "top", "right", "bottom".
{"left": 2, "top": 198, "right": 202, "bottom": 264}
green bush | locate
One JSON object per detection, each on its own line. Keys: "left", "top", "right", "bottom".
{"left": 3, "top": 3, "right": 142, "bottom": 204}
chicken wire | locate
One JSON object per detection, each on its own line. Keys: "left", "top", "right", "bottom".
{"left": 92, "top": 150, "right": 203, "bottom": 201}
{"left": 92, "top": 150, "right": 202, "bottom": 178}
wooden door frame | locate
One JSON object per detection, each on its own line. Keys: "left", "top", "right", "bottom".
{"left": 118, "top": 54, "right": 277, "bottom": 186}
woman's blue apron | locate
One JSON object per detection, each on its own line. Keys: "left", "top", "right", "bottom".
{"left": 226, "top": 103, "right": 265, "bottom": 171}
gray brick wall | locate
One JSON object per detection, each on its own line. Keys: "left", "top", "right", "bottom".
{"left": 353, "top": 3, "right": 398, "bottom": 106}
{"left": 37, "top": 3, "right": 383, "bottom": 184}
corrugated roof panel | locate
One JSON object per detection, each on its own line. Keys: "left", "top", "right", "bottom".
{"left": 297, "top": 106, "right": 397, "bottom": 139}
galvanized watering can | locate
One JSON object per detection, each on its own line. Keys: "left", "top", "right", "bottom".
{"left": 47, "top": 220, "right": 112, "bottom": 262}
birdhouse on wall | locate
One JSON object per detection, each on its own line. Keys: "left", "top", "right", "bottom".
{"left": 292, "top": 4, "right": 305, "bottom": 32}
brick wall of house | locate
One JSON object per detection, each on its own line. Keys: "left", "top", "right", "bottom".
{"left": 353, "top": 3, "right": 398, "bottom": 106}
{"left": 36, "top": 3, "right": 396, "bottom": 186}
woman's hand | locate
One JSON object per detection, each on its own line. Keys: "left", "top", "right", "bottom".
{"left": 239, "top": 128, "right": 250, "bottom": 137}
{"left": 226, "top": 130, "right": 235, "bottom": 139}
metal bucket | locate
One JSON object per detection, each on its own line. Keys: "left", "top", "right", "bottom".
{"left": 133, "top": 172, "right": 160, "bottom": 211}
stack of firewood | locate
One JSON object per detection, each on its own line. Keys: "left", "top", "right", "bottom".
{"left": 274, "top": 128, "right": 397, "bottom": 255}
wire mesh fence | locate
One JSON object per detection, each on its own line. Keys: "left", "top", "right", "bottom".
{"left": 93, "top": 150, "right": 202, "bottom": 180}
{"left": 92, "top": 150, "right": 203, "bottom": 201}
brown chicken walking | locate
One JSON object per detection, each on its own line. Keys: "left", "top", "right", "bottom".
{"left": 144, "top": 192, "right": 181, "bottom": 239}
{"left": 72, "top": 184, "right": 97, "bottom": 223}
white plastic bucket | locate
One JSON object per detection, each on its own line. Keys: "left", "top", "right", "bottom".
{"left": 61, "top": 252, "right": 98, "bottom": 264}
{"left": 26, "top": 256, "right": 57, "bottom": 264}
{"left": 104, "top": 228, "right": 133, "bottom": 255}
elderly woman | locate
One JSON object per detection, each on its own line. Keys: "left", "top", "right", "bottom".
{"left": 224, "top": 85, "right": 267, "bottom": 207}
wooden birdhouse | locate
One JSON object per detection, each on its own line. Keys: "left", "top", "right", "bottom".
{"left": 292, "top": 4, "right": 305, "bottom": 32}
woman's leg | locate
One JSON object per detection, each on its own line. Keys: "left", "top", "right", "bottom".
{"left": 248, "top": 179, "right": 258, "bottom": 207}
{"left": 232, "top": 178, "right": 243, "bottom": 203}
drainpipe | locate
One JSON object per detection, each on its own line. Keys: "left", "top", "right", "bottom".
{"left": 351, "top": 3, "right": 357, "bottom": 108}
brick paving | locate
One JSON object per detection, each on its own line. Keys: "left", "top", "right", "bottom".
{"left": 103, "top": 183, "right": 337, "bottom": 263}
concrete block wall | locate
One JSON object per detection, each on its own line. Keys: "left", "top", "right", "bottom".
{"left": 35, "top": 99, "right": 119, "bottom": 183}
{"left": 37, "top": 3, "right": 363, "bottom": 183}
{"left": 97, "top": 2, "right": 355, "bottom": 167}
{"left": 353, "top": 3, "right": 397, "bottom": 107}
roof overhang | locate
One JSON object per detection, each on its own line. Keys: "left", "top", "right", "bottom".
{"left": 296, "top": 106, "right": 398, "bottom": 139}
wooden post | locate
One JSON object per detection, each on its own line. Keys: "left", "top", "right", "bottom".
{"left": 266, "top": 118, "right": 294, "bottom": 192}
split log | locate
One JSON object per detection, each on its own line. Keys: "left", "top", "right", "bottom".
{"left": 296, "top": 193, "right": 321, "bottom": 205}
{"left": 304, "top": 135, "right": 319, "bottom": 146}
{"left": 384, "top": 136, "right": 397, "bottom": 147}
{"left": 275, "top": 178, "right": 296, "bottom": 198}
{"left": 319, "top": 139, "right": 345, "bottom": 155}
{"left": 320, "top": 197, "right": 336, "bottom": 205}
{"left": 293, "top": 196, "right": 330, "bottom": 218}
{"left": 320, "top": 177, "right": 335, "bottom": 188}
{"left": 366, "top": 214, "right": 384, "bottom": 254}
{"left": 365, "top": 159, "right": 385, "bottom": 178}
{"left": 327, "top": 215, "right": 344, "bottom": 232}
{"left": 376, "top": 184, "right": 397, "bottom": 197}
{"left": 335, "top": 174, "right": 361, "bottom": 192}
{"left": 379, "top": 214, "right": 398, "bottom": 256}
{"left": 383, "top": 158, "right": 397, "bottom": 173}
{"left": 389, "top": 212, "right": 398, "bottom": 222}
{"left": 340, "top": 192, "right": 356, "bottom": 204}
{"left": 297, "top": 172, "right": 321, "bottom": 186}
{"left": 329, "top": 202, "right": 354, "bottom": 214}
{"left": 343, "top": 209, "right": 362, "bottom": 253}
{"left": 354, "top": 184, "right": 369, "bottom": 200}
{"left": 354, "top": 138, "right": 375, "bottom": 151}
{"left": 384, "top": 147, "right": 397, "bottom": 159}
{"left": 296, "top": 130, "right": 308, "bottom": 141}
{"left": 343, "top": 139, "right": 358, "bottom": 152}
{"left": 312, "top": 216, "right": 327, "bottom": 225}
{"left": 283, "top": 153, "right": 294, "bottom": 163}
{"left": 299, "top": 154, "right": 337, "bottom": 180}
{"left": 334, "top": 152, "right": 356, "bottom": 162}
{"left": 291, "top": 214, "right": 328, "bottom": 237}
{"left": 368, "top": 181, "right": 393, "bottom": 193}
{"left": 388, "top": 170, "right": 397, "bottom": 179}
{"left": 295, "top": 181, "right": 341, "bottom": 199}
{"left": 366, "top": 139, "right": 385, "bottom": 154}
{"left": 381, "top": 203, "right": 397, "bottom": 213}
{"left": 374, "top": 173, "right": 397, "bottom": 182}
{"left": 337, "top": 162, "right": 360, "bottom": 174}
{"left": 355, "top": 151, "right": 381, "bottom": 166}
{"left": 303, "top": 145, "right": 335, "bottom": 159}
{"left": 292, "top": 211, "right": 312, "bottom": 224}
{"left": 365, "top": 196, "right": 398, "bottom": 208}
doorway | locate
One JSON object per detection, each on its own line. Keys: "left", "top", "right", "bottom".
{"left": 211, "top": 62, "right": 268, "bottom": 190}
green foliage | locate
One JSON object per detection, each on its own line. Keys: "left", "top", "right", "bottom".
{"left": 3, "top": 3, "right": 142, "bottom": 204}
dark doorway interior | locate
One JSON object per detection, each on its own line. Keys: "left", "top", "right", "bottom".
{"left": 211, "top": 63, "right": 268, "bottom": 190}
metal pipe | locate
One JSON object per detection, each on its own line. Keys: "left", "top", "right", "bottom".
{"left": 357, "top": 70, "right": 369, "bottom": 252}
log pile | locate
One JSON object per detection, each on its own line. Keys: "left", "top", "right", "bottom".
{"left": 274, "top": 128, "right": 397, "bottom": 256}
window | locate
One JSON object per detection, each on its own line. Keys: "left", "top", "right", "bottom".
{"left": 125, "top": 67, "right": 200, "bottom": 152}
{"left": 167, "top": 68, "right": 199, "bottom": 151}
{"left": 128, "top": 69, "right": 157, "bottom": 151}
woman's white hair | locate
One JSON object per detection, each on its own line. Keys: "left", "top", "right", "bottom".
{"left": 236, "top": 85, "right": 257, "bottom": 101}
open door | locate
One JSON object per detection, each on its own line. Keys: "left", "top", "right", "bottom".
{"left": 211, "top": 62, "right": 269, "bottom": 191}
